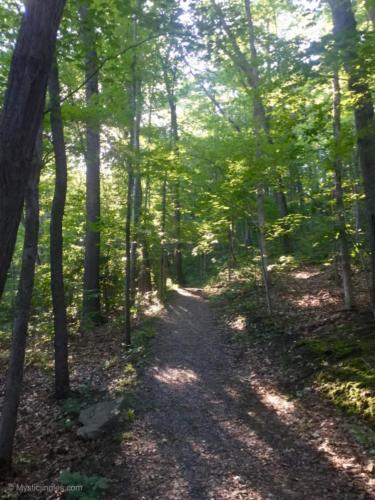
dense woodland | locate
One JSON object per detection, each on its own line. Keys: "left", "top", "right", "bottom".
{"left": 0, "top": 0, "right": 375, "bottom": 496}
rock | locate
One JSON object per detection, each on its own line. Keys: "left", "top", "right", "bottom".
{"left": 77, "top": 397, "right": 125, "bottom": 439}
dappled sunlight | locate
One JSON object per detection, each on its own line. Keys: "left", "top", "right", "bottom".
{"left": 143, "top": 299, "right": 164, "bottom": 318}
{"left": 291, "top": 292, "right": 340, "bottom": 309}
{"left": 210, "top": 477, "right": 263, "bottom": 500}
{"left": 250, "top": 380, "right": 375, "bottom": 494}
{"left": 259, "top": 391, "right": 296, "bottom": 417}
{"left": 217, "top": 419, "right": 275, "bottom": 461}
{"left": 291, "top": 270, "right": 321, "bottom": 280}
{"left": 176, "top": 288, "right": 195, "bottom": 297}
{"left": 152, "top": 366, "right": 200, "bottom": 386}
{"left": 228, "top": 314, "right": 247, "bottom": 332}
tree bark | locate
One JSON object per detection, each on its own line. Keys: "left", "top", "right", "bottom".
{"left": 80, "top": 2, "right": 102, "bottom": 329}
{"left": 328, "top": 0, "right": 375, "bottom": 312}
{"left": 0, "top": 132, "right": 42, "bottom": 471}
{"left": 48, "top": 57, "right": 70, "bottom": 399}
{"left": 0, "top": 0, "right": 66, "bottom": 301}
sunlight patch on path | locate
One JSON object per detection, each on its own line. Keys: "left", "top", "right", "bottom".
{"left": 152, "top": 366, "right": 200, "bottom": 386}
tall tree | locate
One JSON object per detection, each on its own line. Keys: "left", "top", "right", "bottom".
{"left": 332, "top": 70, "right": 354, "bottom": 310}
{"left": 161, "top": 51, "right": 185, "bottom": 286}
{"left": 124, "top": 163, "right": 133, "bottom": 346}
{"left": 0, "top": 0, "right": 66, "bottom": 300}
{"left": 159, "top": 175, "right": 168, "bottom": 300}
{"left": 0, "top": 132, "right": 42, "bottom": 471}
{"left": 80, "top": 2, "right": 102, "bottom": 329}
{"left": 328, "top": 0, "right": 375, "bottom": 312}
{"left": 49, "top": 57, "right": 70, "bottom": 399}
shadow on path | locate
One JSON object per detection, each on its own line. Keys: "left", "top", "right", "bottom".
{"left": 115, "top": 289, "right": 373, "bottom": 500}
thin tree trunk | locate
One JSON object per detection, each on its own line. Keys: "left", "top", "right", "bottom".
{"left": 227, "top": 220, "right": 237, "bottom": 281}
{"left": 0, "top": 132, "right": 42, "bottom": 471}
{"left": 125, "top": 14, "right": 142, "bottom": 343}
{"left": 257, "top": 188, "right": 272, "bottom": 314}
{"left": 130, "top": 173, "right": 142, "bottom": 306}
{"left": 129, "top": 76, "right": 143, "bottom": 307}
{"left": 140, "top": 238, "right": 153, "bottom": 294}
{"left": 48, "top": 57, "right": 70, "bottom": 399}
{"left": 124, "top": 166, "right": 133, "bottom": 347}
{"left": 275, "top": 190, "right": 293, "bottom": 254}
{"left": 328, "top": 0, "right": 375, "bottom": 312}
{"left": 352, "top": 150, "right": 362, "bottom": 242}
{"left": 174, "top": 182, "right": 185, "bottom": 286}
{"left": 243, "top": 0, "right": 272, "bottom": 308}
{"left": 161, "top": 55, "right": 185, "bottom": 286}
{"left": 159, "top": 176, "right": 167, "bottom": 300}
{"left": 80, "top": 2, "right": 102, "bottom": 329}
{"left": 332, "top": 70, "right": 354, "bottom": 310}
{"left": 0, "top": 0, "right": 66, "bottom": 300}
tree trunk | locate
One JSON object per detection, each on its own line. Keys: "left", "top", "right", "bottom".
{"left": 48, "top": 57, "right": 70, "bottom": 399}
{"left": 227, "top": 220, "right": 237, "bottom": 281}
{"left": 80, "top": 2, "right": 102, "bottom": 330}
{"left": 129, "top": 74, "right": 143, "bottom": 307}
{"left": 328, "top": 0, "right": 375, "bottom": 312}
{"left": 124, "top": 166, "right": 133, "bottom": 347}
{"left": 161, "top": 55, "right": 185, "bottom": 287}
{"left": 0, "top": 132, "right": 42, "bottom": 471}
{"left": 275, "top": 190, "right": 293, "bottom": 254}
{"left": 243, "top": 0, "right": 272, "bottom": 307}
{"left": 0, "top": 0, "right": 66, "bottom": 301}
{"left": 257, "top": 188, "right": 272, "bottom": 314}
{"left": 140, "top": 238, "right": 153, "bottom": 294}
{"left": 332, "top": 70, "right": 354, "bottom": 310}
{"left": 130, "top": 173, "right": 142, "bottom": 306}
{"left": 174, "top": 182, "right": 185, "bottom": 286}
{"left": 159, "top": 176, "right": 167, "bottom": 300}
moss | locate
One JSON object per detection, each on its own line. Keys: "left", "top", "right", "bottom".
{"left": 301, "top": 334, "right": 375, "bottom": 426}
{"left": 318, "top": 375, "right": 375, "bottom": 424}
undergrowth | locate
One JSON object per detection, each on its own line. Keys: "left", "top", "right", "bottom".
{"left": 208, "top": 262, "right": 375, "bottom": 429}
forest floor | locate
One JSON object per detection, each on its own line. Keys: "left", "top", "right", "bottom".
{"left": 1, "top": 266, "right": 375, "bottom": 499}
{"left": 111, "top": 283, "right": 375, "bottom": 499}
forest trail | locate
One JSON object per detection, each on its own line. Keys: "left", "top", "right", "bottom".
{"left": 116, "top": 289, "right": 374, "bottom": 500}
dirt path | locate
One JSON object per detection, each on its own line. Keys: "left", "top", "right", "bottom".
{"left": 116, "top": 289, "right": 374, "bottom": 499}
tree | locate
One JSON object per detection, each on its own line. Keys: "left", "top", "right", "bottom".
{"left": 80, "top": 1, "right": 103, "bottom": 330}
{"left": 49, "top": 57, "right": 70, "bottom": 399}
{"left": 161, "top": 50, "right": 185, "bottom": 287}
{"left": 0, "top": 132, "right": 42, "bottom": 471}
{"left": 328, "top": 0, "right": 375, "bottom": 312}
{"left": 0, "top": 0, "right": 66, "bottom": 300}
{"left": 332, "top": 69, "right": 354, "bottom": 309}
